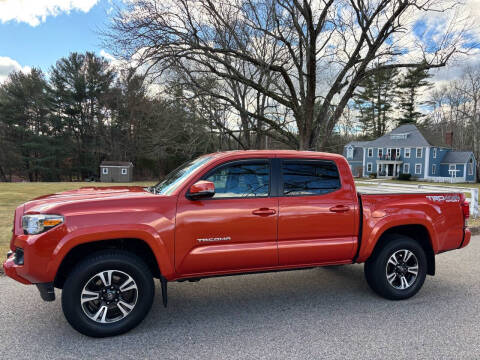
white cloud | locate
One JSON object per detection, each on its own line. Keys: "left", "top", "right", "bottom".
{"left": 0, "top": 56, "right": 31, "bottom": 83}
{"left": 0, "top": 0, "right": 99, "bottom": 27}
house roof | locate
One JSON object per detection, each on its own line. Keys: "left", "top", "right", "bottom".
{"left": 441, "top": 151, "right": 473, "bottom": 164}
{"left": 366, "top": 124, "right": 430, "bottom": 147}
{"left": 100, "top": 161, "right": 133, "bottom": 167}
{"left": 346, "top": 124, "right": 449, "bottom": 148}
{"left": 345, "top": 141, "right": 370, "bottom": 147}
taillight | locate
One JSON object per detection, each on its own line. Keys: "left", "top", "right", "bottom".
{"left": 462, "top": 201, "right": 470, "bottom": 220}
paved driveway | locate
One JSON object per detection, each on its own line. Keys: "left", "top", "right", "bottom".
{"left": 1, "top": 236, "right": 479, "bottom": 359}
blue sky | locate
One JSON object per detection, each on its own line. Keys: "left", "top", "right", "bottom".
{"left": 0, "top": 0, "right": 119, "bottom": 81}
{"left": 1, "top": 0, "right": 479, "bottom": 86}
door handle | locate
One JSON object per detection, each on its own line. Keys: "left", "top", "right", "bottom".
{"left": 252, "top": 208, "right": 277, "bottom": 216}
{"left": 329, "top": 205, "right": 350, "bottom": 213}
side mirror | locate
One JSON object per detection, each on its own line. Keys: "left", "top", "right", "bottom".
{"left": 188, "top": 180, "right": 215, "bottom": 200}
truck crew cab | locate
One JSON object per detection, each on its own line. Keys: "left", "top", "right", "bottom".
{"left": 4, "top": 151, "right": 471, "bottom": 337}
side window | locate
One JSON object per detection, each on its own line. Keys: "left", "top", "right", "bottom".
{"left": 204, "top": 161, "right": 270, "bottom": 198}
{"left": 281, "top": 160, "right": 341, "bottom": 196}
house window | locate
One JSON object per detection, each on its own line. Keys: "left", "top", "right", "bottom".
{"left": 403, "top": 163, "right": 410, "bottom": 174}
{"left": 432, "top": 164, "right": 436, "bottom": 175}
{"left": 449, "top": 164, "right": 456, "bottom": 171}
{"left": 405, "top": 148, "right": 411, "bottom": 158}
{"left": 122, "top": 168, "right": 128, "bottom": 175}
{"left": 377, "top": 148, "right": 383, "bottom": 158}
{"left": 415, "top": 163, "right": 422, "bottom": 174}
{"left": 367, "top": 163, "right": 373, "bottom": 172}
{"left": 416, "top": 148, "right": 423, "bottom": 158}
{"left": 346, "top": 146, "right": 354, "bottom": 159}
{"left": 468, "top": 159, "right": 474, "bottom": 175}
{"left": 390, "top": 133, "right": 409, "bottom": 140}
{"left": 433, "top": 148, "right": 437, "bottom": 158}
{"left": 102, "top": 168, "right": 108, "bottom": 175}
{"left": 368, "top": 148, "right": 373, "bottom": 157}
{"left": 396, "top": 148, "right": 401, "bottom": 157}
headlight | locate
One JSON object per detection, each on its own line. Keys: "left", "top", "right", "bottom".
{"left": 22, "top": 214, "right": 64, "bottom": 235}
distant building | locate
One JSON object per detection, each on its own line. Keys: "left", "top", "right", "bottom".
{"left": 100, "top": 161, "right": 133, "bottom": 182}
{"left": 343, "top": 124, "right": 477, "bottom": 183}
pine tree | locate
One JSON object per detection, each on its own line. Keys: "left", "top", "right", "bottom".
{"left": 50, "top": 52, "right": 115, "bottom": 179}
{"left": 397, "top": 67, "right": 432, "bottom": 125}
{"left": 0, "top": 68, "right": 58, "bottom": 181}
{"left": 353, "top": 67, "right": 398, "bottom": 138}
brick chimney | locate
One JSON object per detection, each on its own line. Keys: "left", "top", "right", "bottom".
{"left": 445, "top": 131, "right": 453, "bottom": 147}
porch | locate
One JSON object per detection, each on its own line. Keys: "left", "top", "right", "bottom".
{"left": 376, "top": 160, "right": 403, "bottom": 178}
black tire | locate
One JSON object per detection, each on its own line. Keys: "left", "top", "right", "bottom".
{"left": 61, "top": 250, "right": 155, "bottom": 337}
{"left": 364, "top": 235, "right": 427, "bottom": 300}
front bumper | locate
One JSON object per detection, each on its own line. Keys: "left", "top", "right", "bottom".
{"left": 4, "top": 252, "right": 56, "bottom": 301}
{"left": 3, "top": 251, "right": 31, "bottom": 285}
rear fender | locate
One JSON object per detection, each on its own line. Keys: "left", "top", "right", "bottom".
{"left": 357, "top": 213, "right": 437, "bottom": 263}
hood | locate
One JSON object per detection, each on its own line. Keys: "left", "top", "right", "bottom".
{"left": 23, "top": 186, "right": 159, "bottom": 214}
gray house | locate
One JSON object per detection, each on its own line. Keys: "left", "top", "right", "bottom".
{"left": 343, "top": 124, "right": 477, "bottom": 183}
{"left": 100, "top": 161, "right": 134, "bottom": 182}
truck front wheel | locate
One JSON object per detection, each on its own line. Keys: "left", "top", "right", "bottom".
{"left": 364, "top": 235, "right": 427, "bottom": 300}
{"left": 61, "top": 250, "right": 155, "bottom": 337}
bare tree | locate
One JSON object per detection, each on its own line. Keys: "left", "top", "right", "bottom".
{"left": 457, "top": 68, "right": 480, "bottom": 167}
{"left": 429, "top": 67, "right": 480, "bottom": 177}
{"left": 109, "top": 0, "right": 469, "bottom": 150}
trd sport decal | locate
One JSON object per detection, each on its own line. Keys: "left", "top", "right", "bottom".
{"left": 426, "top": 195, "right": 460, "bottom": 203}
{"left": 197, "top": 236, "right": 232, "bottom": 243}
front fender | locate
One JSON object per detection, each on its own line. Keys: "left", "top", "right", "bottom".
{"left": 47, "top": 224, "right": 175, "bottom": 280}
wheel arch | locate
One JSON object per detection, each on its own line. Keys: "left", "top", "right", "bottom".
{"left": 368, "top": 225, "right": 435, "bottom": 276}
{"left": 54, "top": 238, "right": 162, "bottom": 288}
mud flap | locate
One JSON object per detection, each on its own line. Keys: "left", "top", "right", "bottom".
{"left": 160, "top": 276, "right": 168, "bottom": 307}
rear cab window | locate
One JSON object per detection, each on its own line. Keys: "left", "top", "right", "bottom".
{"left": 281, "top": 159, "right": 341, "bottom": 196}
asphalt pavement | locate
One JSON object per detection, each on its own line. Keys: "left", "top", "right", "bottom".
{"left": 1, "top": 236, "right": 480, "bottom": 359}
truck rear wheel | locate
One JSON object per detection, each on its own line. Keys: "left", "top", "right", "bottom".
{"left": 364, "top": 235, "right": 427, "bottom": 300}
{"left": 61, "top": 250, "right": 154, "bottom": 337}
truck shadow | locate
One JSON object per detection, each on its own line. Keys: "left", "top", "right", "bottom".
{"left": 3, "top": 259, "right": 471, "bottom": 359}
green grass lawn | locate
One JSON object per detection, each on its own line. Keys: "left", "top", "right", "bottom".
{"left": 0, "top": 182, "right": 155, "bottom": 259}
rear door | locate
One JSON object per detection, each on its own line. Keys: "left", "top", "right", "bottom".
{"left": 277, "top": 158, "right": 357, "bottom": 265}
{"left": 175, "top": 159, "right": 279, "bottom": 276}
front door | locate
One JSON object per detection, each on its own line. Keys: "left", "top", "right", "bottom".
{"left": 175, "top": 159, "right": 278, "bottom": 276}
{"left": 277, "top": 159, "right": 357, "bottom": 265}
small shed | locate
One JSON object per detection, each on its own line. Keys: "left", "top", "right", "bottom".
{"left": 100, "top": 161, "right": 134, "bottom": 182}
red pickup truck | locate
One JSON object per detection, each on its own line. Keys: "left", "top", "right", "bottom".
{"left": 4, "top": 150, "right": 471, "bottom": 337}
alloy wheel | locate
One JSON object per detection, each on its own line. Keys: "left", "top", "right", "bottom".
{"left": 385, "top": 249, "right": 419, "bottom": 290}
{"left": 80, "top": 270, "right": 138, "bottom": 324}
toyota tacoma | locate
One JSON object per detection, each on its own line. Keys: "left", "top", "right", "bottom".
{"left": 3, "top": 151, "right": 471, "bottom": 337}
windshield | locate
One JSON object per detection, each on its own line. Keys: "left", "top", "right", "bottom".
{"left": 150, "top": 156, "right": 213, "bottom": 195}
